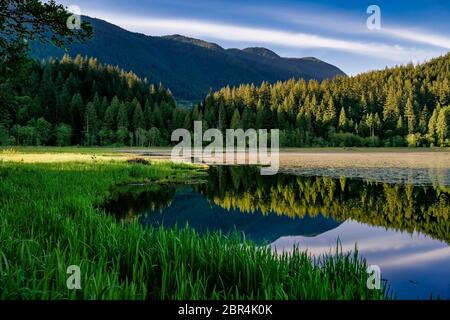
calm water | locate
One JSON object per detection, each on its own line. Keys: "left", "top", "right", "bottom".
{"left": 104, "top": 166, "right": 450, "bottom": 299}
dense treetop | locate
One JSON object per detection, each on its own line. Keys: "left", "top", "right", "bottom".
{"left": 0, "top": 55, "right": 183, "bottom": 146}
{"left": 1, "top": 52, "right": 450, "bottom": 147}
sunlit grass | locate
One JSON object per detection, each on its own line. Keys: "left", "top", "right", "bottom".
{"left": 0, "top": 161, "right": 389, "bottom": 300}
{"left": 0, "top": 146, "right": 171, "bottom": 164}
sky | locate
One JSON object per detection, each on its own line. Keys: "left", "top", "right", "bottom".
{"left": 60, "top": 0, "right": 450, "bottom": 75}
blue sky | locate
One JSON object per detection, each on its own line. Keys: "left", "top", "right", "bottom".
{"left": 61, "top": 0, "right": 450, "bottom": 75}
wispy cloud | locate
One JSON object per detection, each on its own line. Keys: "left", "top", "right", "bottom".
{"left": 278, "top": 8, "right": 450, "bottom": 49}
{"left": 382, "top": 28, "right": 450, "bottom": 49}
{"left": 86, "top": 11, "right": 439, "bottom": 62}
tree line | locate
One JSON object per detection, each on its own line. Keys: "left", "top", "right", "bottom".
{"left": 193, "top": 53, "right": 450, "bottom": 147}
{"left": 0, "top": 55, "right": 191, "bottom": 146}
{"left": 1, "top": 53, "right": 450, "bottom": 147}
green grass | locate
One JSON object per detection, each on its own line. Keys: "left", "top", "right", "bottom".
{"left": 1, "top": 146, "right": 118, "bottom": 154}
{"left": 0, "top": 146, "right": 172, "bottom": 156}
{"left": 0, "top": 161, "right": 389, "bottom": 300}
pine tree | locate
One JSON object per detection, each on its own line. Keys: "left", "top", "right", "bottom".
{"left": 296, "top": 111, "right": 313, "bottom": 145}
{"left": 171, "top": 107, "right": 186, "bottom": 131}
{"left": 116, "top": 102, "right": 129, "bottom": 145}
{"left": 360, "top": 94, "right": 368, "bottom": 117}
{"left": 69, "top": 93, "right": 84, "bottom": 144}
{"left": 92, "top": 93, "right": 102, "bottom": 120}
{"left": 57, "top": 84, "right": 72, "bottom": 124}
{"left": 84, "top": 102, "right": 98, "bottom": 146}
{"left": 218, "top": 102, "right": 227, "bottom": 131}
{"left": 396, "top": 116, "right": 404, "bottom": 135}
{"left": 105, "top": 97, "right": 120, "bottom": 131}
{"left": 99, "top": 96, "right": 109, "bottom": 121}
{"left": 436, "top": 106, "right": 450, "bottom": 146}
{"left": 152, "top": 104, "right": 164, "bottom": 130}
{"left": 404, "top": 97, "right": 416, "bottom": 134}
{"left": 144, "top": 98, "right": 154, "bottom": 129}
{"left": 383, "top": 87, "right": 399, "bottom": 130}
{"left": 277, "top": 106, "right": 287, "bottom": 129}
{"left": 40, "top": 64, "right": 56, "bottom": 122}
{"left": 117, "top": 103, "right": 129, "bottom": 129}
{"left": 338, "top": 107, "right": 348, "bottom": 131}
{"left": 255, "top": 107, "right": 264, "bottom": 130}
{"left": 133, "top": 102, "right": 145, "bottom": 131}
{"left": 418, "top": 105, "right": 429, "bottom": 135}
{"left": 204, "top": 104, "right": 216, "bottom": 129}
{"left": 323, "top": 97, "right": 337, "bottom": 125}
{"left": 241, "top": 107, "right": 253, "bottom": 130}
{"left": 427, "top": 104, "right": 441, "bottom": 146}
{"left": 230, "top": 109, "right": 241, "bottom": 129}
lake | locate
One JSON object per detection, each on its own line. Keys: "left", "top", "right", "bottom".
{"left": 104, "top": 166, "right": 450, "bottom": 300}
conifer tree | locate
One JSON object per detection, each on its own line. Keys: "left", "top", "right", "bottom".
{"left": 338, "top": 107, "right": 348, "bottom": 131}
{"left": 84, "top": 102, "right": 98, "bottom": 146}
{"left": 230, "top": 109, "right": 241, "bottom": 130}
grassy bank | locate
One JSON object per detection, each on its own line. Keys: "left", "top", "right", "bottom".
{"left": 0, "top": 160, "right": 388, "bottom": 299}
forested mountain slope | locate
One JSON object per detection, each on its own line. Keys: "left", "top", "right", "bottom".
{"left": 194, "top": 53, "right": 450, "bottom": 147}
{"left": 30, "top": 16, "right": 345, "bottom": 101}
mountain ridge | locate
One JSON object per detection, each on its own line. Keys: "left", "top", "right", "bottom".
{"left": 30, "top": 16, "right": 346, "bottom": 101}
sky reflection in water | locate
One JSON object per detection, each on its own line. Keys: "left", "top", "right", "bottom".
{"left": 104, "top": 166, "right": 450, "bottom": 299}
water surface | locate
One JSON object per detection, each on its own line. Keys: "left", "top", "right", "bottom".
{"left": 104, "top": 166, "right": 450, "bottom": 299}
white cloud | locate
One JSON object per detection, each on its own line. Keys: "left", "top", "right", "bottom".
{"left": 270, "top": 221, "right": 450, "bottom": 268}
{"left": 85, "top": 10, "right": 440, "bottom": 63}
{"left": 280, "top": 9, "right": 450, "bottom": 49}
{"left": 382, "top": 28, "right": 450, "bottom": 50}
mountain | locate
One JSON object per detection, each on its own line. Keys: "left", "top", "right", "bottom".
{"left": 30, "top": 16, "right": 346, "bottom": 101}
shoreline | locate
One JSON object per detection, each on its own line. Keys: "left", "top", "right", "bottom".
{"left": 1, "top": 147, "right": 450, "bottom": 169}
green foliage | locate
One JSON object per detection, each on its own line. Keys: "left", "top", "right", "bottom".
{"left": 0, "top": 0, "right": 92, "bottom": 140}
{"left": 1, "top": 0, "right": 92, "bottom": 48}
{"left": 199, "top": 53, "right": 450, "bottom": 147}
{"left": 436, "top": 106, "right": 450, "bottom": 146}
{"left": 2, "top": 55, "right": 181, "bottom": 146}
{"left": 230, "top": 109, "right": 241, "bottom": 129}
{"left": 133, "top": 101, "right": 145, "bottom": 131}
{"left": 0, "top": 124, "right": 13, "bottom": 145}
{"left": 147, "top": 127, "right": 165, "bottom": 146}
{"left": 55, "top": 123, "right": 72, "bottom": 146}
{"left": 406, "top": 133, "right": 421, "bottom": 147}
{"left": 330, "top": 132, "right": 365, "bottom": 147}
{"left": 84, "top": 102, "right": 98, "bottom": 146}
